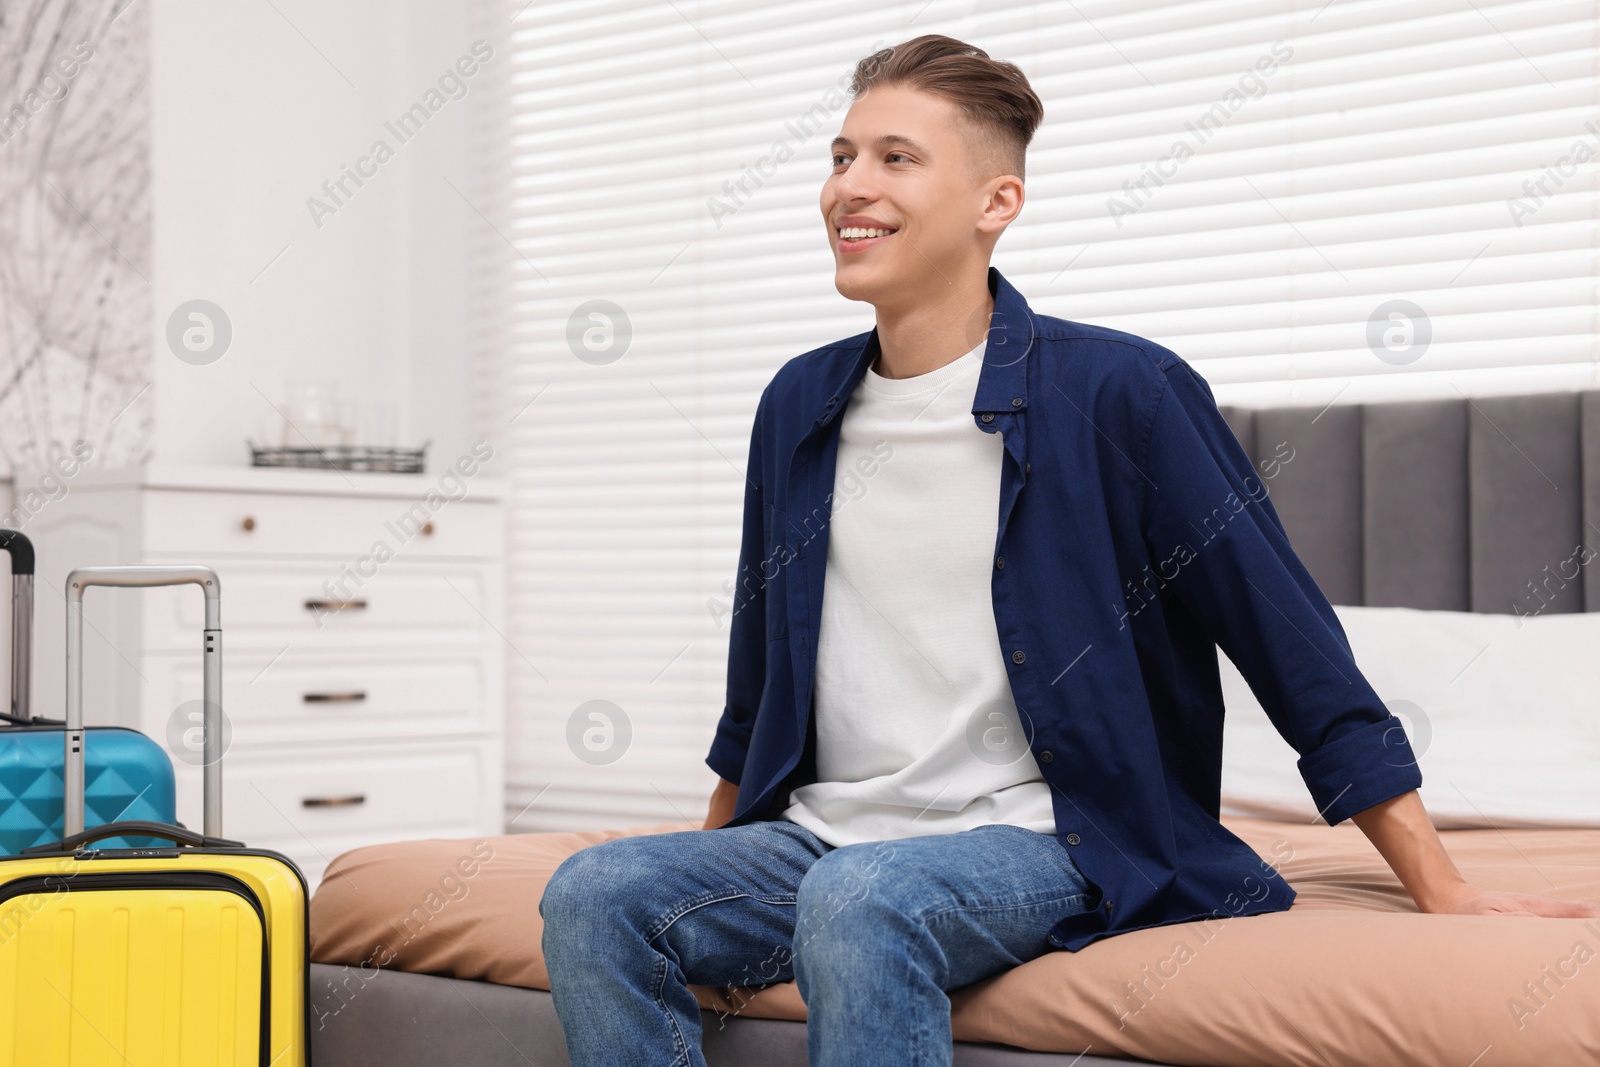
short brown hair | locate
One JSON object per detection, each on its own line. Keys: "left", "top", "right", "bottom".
{"left": 849, "top": 35, "right": 1044, "bottom": 181}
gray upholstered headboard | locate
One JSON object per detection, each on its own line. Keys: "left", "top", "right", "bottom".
{"left": 1216, "top": 390, "right": 1600, "bottom": 616}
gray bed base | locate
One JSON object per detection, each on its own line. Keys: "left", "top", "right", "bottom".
{"left": 308, "top": 963, "right": 1168, "bottom": 1066}
{"left": 307, "top": 387, "right": 1600, "bottom": 1066}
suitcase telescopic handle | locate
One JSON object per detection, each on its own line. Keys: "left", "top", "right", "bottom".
{"left": 65, "top": 566, "right": 222, "bottom": 839}
{"left": 0, "top": 529, "right": 33, "bottom": 724}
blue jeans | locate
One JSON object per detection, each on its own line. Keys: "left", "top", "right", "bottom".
{"left": 539, "top": 817, "right": 1101, "bottom": 1067}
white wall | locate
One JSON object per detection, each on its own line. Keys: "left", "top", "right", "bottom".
{"left": 149, "top": 0, "right": 484, "bottom": 468}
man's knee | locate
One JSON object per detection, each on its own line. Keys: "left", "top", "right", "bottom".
{"left": 541, "top": 838, "right": 636, "bottom": 924}
{"left": 793, "top": 840, "right": 907, "bottom": 935}
{"left": 542, "top": 831, "right": 704, "bottom": 924}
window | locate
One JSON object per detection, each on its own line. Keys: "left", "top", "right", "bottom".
{"left": 480, "top": 0, "right": 1600, "bottom": 828}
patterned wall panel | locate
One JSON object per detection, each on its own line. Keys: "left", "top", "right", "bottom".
{"left": 0, "top": 0, "right": 151, "bottom": 486}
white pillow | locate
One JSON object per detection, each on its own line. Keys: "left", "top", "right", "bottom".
{"left": 1219, "top": 604, "right": 1600, "bottom": 829}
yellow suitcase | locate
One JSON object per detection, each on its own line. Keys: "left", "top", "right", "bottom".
{"left": 0, "top": 566, "right": 308, "bottom": 1066}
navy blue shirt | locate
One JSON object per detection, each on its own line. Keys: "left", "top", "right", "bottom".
{"left": 706, "top": 266, "right": 1422, "bottom": 951}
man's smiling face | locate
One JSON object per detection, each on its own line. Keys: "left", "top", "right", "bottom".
{"left": 822, "top": 84, "right": 1015, "bottom": 310}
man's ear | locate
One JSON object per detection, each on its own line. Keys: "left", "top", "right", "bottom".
{"left": 978, "top": 174, "right": 1024, "bottom": 235}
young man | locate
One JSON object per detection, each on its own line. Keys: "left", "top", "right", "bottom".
{"left": 542, "top": 35, "right": 1599, "bottom": 1067}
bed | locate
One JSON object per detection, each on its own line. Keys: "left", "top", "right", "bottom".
{"left": 307, "top": 386, "right": 1600, "bottom": 1066}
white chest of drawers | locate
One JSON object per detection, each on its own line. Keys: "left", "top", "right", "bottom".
{"left": 21, "top": 462, "right": 507, "bottom": 891}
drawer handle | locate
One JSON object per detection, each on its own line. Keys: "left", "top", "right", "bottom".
{"left": 302, "top": 794, "right": 367, "bottom": 809}
{"left": 241, "top": 516, "right": 256, "bottom": 532}
{"left": 303, "top": 691, "right": 368, "bottom": 704}
{"left": 305, "top": 598, "right": 368, "bottom": 612}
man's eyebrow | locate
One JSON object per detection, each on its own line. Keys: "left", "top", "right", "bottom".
{"left": 829, "top": 134, "right": 930, "bottom": 155}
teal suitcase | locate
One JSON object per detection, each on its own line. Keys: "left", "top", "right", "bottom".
{"left": 0, "top": 530, "right": 178, "bottom": 853}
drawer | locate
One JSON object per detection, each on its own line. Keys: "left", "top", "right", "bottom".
{"left": 171, "top": 741, "right": 498, "bottom": 852}
{"left": 142, "top": 651, "right": 494, "bottom": 747}
{"left": 138, "top": 559, "right": 500, "bottom": 651}
{"left": 143, "top": 488, "right": 501, "bottom": 559}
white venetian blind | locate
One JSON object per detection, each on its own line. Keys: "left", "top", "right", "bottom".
{"left": 475, "top": 0, "right": 1600, "bottom": 831}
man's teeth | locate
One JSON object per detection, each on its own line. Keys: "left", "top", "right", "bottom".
{"left": 840, "top": 227, "right": 895, "bottom": 240}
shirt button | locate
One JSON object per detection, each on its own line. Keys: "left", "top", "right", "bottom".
{"left": 1065, "top": 832, "right": 1081, "bottom": 845}
{"left": 1025, "top": 462, "right": 1031, "bottom": 474}
{"left": 1011, "top": 649, "right": 1025, "bottom": 664}
{"left": 1011, "top": 397, "right": 1023, "bottom": 407}
{"left": 981, "top": 412, "right": 995, "bottom": 423}
{"left": 1039, "top": 749, "right": 1053, "bottom": 762}
{"left": 995, "top": 555, "right": 1005, "bottom": 570}
{"left": 1105, "top": 900, "right": 1114, "bottom": 912}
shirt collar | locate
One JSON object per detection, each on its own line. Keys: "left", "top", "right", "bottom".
{"left": 813, "top": 265, "right": 1037, "bottom": 429}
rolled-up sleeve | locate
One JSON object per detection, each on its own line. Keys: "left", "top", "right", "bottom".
{"left": 704, "top": 392, "right": 770, "bottom": 786}
{"left": 1138, "top": 359, "right": 1422, "bottom": 824}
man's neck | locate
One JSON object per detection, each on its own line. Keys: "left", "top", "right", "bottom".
{"left": 871, "top": 272, "right": 994, "bottom": 380}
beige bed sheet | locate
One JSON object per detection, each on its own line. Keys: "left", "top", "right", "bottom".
{"left": 309, "top": 816, "right": 1600, "bottom": 1065}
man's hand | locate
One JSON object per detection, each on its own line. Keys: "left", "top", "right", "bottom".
{"left": 703, "top": 776, "right": 739, "bottom": 830}
{"left": 1420, "top": 883, "right": 1600, "bottom": 919}
{"left": 1350, "top": 790, "right": 1600, "bottom": 917}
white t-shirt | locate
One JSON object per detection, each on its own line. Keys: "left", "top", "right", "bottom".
{"left": 778, "top": 338, "right": 1058, "bottom": 847}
